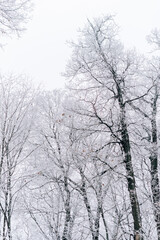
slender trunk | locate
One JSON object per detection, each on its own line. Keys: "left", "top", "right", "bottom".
{"left": 116, "top": 81, "right": 143, "bottom": 239}
{"left": 80, "top": 173, "right": 95, "bottom": 240}
{"left": 80, "top": 168, "right": 101, "bottom": 240}
{"left": 7, "top": 171, "right": 12, "bottom": 240}
{"left": 0, "top": 137, "right": 5, "bottom": 236}
{"left": 101, "top": 208, "right": 109, "bottom": 240}
{"left": 62, "top": 176, "right": 71, "bottom": 240}
{"left": 150, "top": 89, "right": 160, "bottom": 240}
{"left": 3, "top": 186, "right": 8, "bottom": 240}
{"left": 94, "top": 205, "right": 101, "bottom": 240}
{"left": 2, "top": 215, "right": 6, "bottom": 240}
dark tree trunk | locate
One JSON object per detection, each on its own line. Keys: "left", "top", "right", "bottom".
{"left": 116, "top": 81, "right": 143, "bottom": 239}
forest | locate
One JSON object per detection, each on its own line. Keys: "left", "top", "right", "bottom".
{"left": 0, "top": 1, "right": 160, "bottom": 240}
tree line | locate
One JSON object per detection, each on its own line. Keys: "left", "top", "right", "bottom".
{"left": 0, "top": 3, "right": 160, "bottom": 240}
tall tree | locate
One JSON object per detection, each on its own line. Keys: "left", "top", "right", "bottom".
{"left": 22, "top": 91, "right": 80, "bottom": 240}
{"left": 0, "top": 76, "right": 36, "bottom": 240}
{"left": 65, "top": 16, "right": 147, "bottom": 239}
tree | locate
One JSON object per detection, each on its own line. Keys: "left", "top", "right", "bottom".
{"left": 22, "top": 90, "right": 81, "bottom": 240}
{"left": 0, "top": 75, "right": 36, "bottom": 240}
{"left": 137, "top": 33, "right": 160, "bottom": 239}
{"left": 65, "top": 16, "right": 148, "bottom": 239}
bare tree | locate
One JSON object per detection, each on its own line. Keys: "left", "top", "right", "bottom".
{"left": 22, "top": 91, "right": 81, "bottom": 240}
{"left": 65, "top": 16, "right": 147, "bottom": 239}
{"left": 136, "top": 57, "right": 160, "bottom": 239}
{"left": 0, "top": 75, "right": 36, "bottom": 240}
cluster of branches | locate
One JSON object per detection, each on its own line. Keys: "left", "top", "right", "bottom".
{"left": 0, "top": 0, "right": 32, "bottom": 36}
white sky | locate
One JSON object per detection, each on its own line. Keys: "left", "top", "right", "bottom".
{"left": 0, "top": 0, "right": 159, "bottom": 90}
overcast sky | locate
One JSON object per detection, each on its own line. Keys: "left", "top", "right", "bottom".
{"left": 0, "top": 0, "right": 159, "bottom": 90}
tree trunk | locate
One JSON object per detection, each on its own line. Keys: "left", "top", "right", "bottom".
{"left": 79, "top": 168, "right": 101, "bottom": 240}
{"left": 150, "top": 88, "right": 160, "bottom": 240}
{"left": 116, "top": 81, "right": 143, "bottom": 239}
{"left": 62, "top": 176, "right": 71, "bottom": 240}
